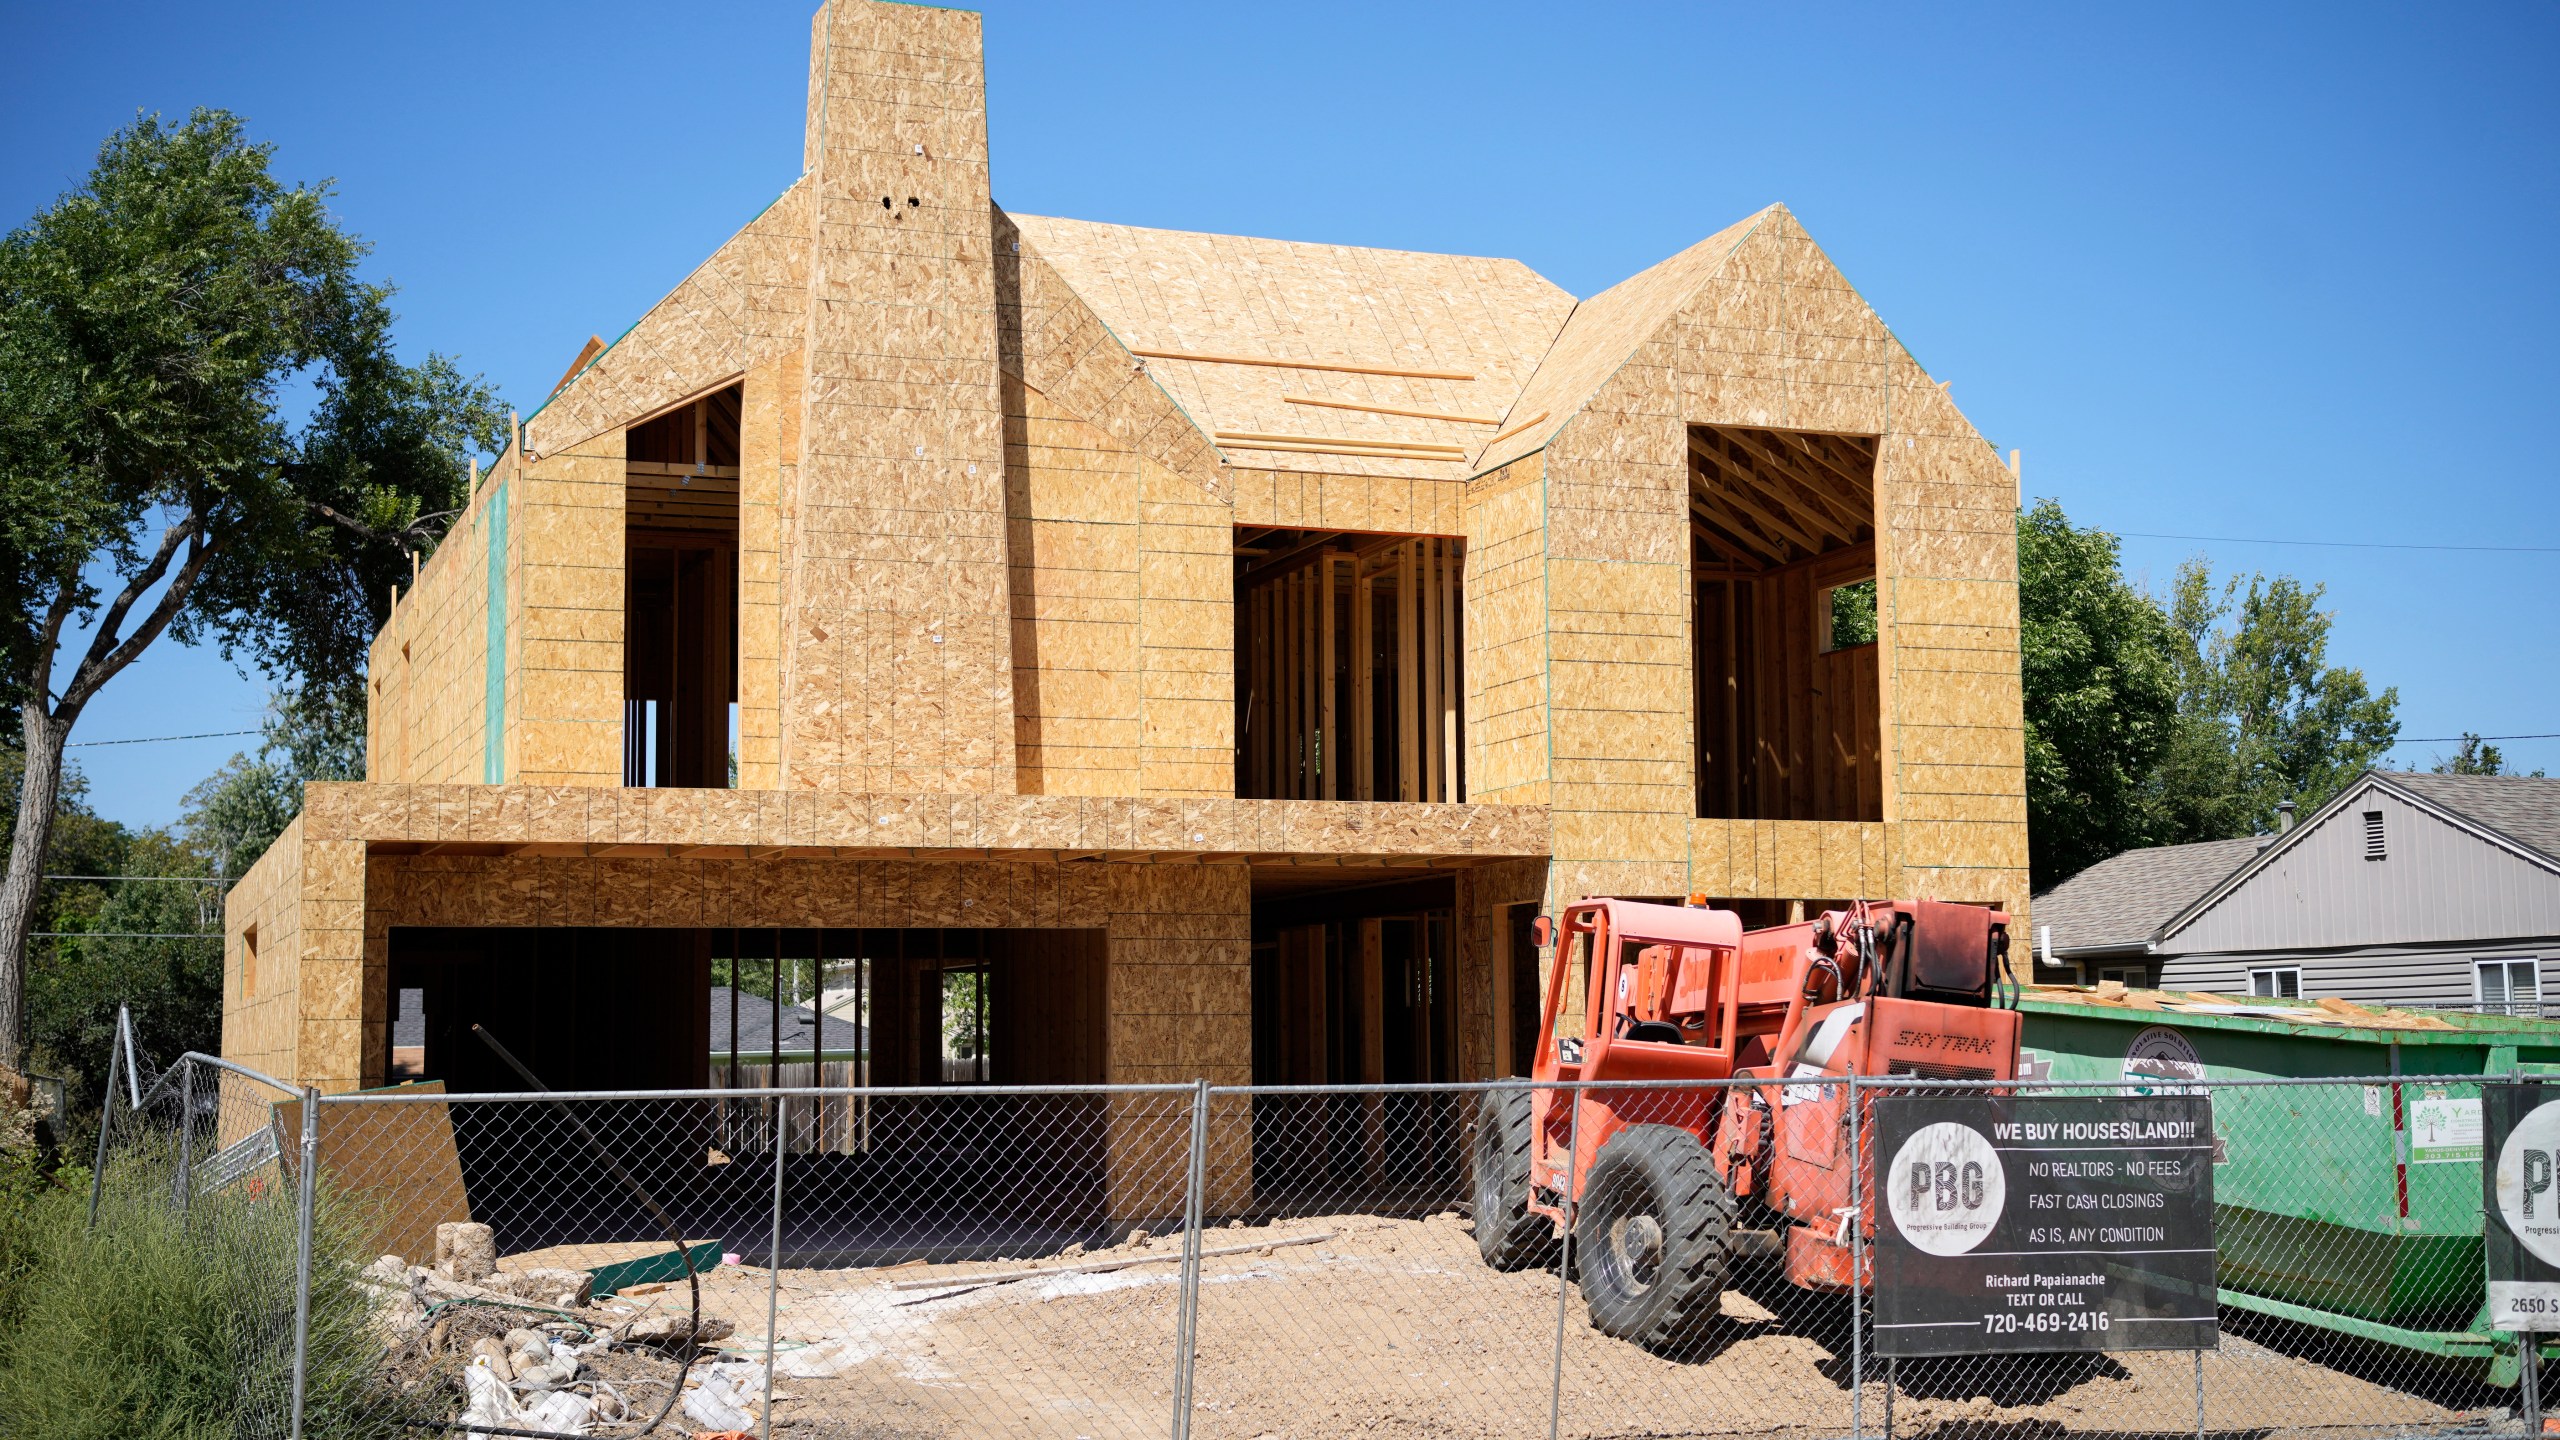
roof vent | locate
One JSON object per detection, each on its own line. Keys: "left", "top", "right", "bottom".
{"left": 2277, "top": 800, "right": 2297, "bottom": 833}
{"left": 2363, "top": 810, "right": 2386, "bottom": 862}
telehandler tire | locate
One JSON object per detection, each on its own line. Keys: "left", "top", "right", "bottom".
{"left": 1573, "top": 1124, "right": 1734, "bottom": 1354}
{"left": 1473, "top": 1088, "right": 1558, "bottom": 1271}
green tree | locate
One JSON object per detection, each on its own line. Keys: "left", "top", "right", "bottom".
{"left": 0, "top": 110, "right": 508, "bottom": 1066}
{"left": 2157, "top": 561, "right": 2400, "bottom": 837}
{"left": 2016, "top": 500, "right": 2184, "bottom": 889}
{"left": 19, "top": 689, "right": 360, "bottom": 1128}
{"left": 2434, "top": 733, "right": 2544, "bottom": 778}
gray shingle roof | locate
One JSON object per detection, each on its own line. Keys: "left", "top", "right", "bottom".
{"left": 2386, "top": 771, "right": 2560, "bottom": 866}
{"left": 709, "top": 987, "right": 867, "bottom": 1057}
{"left": 2031, "top": 837, "right": 2264, "bottom": 955}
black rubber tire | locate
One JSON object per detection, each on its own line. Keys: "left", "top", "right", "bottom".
{"left": 1573, "top": 1124, "right": 1734, "bottom": 1353}
{"left": 1474, "top": 1088, "right": 1558, "bottom": 1271}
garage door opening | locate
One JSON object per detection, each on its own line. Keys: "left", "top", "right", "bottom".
{"left": 388, "top": 924, "right": 1109, "bottom": 1266}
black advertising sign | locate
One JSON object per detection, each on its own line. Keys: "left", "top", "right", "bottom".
{"left": 2484, "top": 1082, "right": 2560, "bottom": 1331}
{"left": 1871, "top": 1094, "right": 2218, "bottom": 1355}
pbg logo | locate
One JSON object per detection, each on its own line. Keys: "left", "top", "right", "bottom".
{"left": 2495, "top": 1100, "right": 2560, "bottom": 1266}
{"left": 1887, "top": 1121, "right": 2006, "bottom": 1256}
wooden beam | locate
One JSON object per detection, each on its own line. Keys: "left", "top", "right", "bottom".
{"left": 1132, "top": 348, "right": 1474, "bottom": 381}
{"left": 1422, "top": 539, "right": 1441, "bottom": 803}
{"left": 1215, "top": 429, "right": 1466, "bottom": 455}
{"left": 1769, "top": 430, "right": 1878, "bottom": 498}
{"left": 1217, "top": 440, "right": 1466, "bottom": 463}
{"left": 1688, "top": 446, "right": 1828, "bottom": 556}
{"left": 1688, "top": 496, "right": 1788, "bottom": 566}
{"left": 1398, "top": 543, "right": 1419, "bottom": 802}
{"left": 1283, "top": 394, "right": 1499, "bottom": 425}
{"left": 1486, "top": 410, "right": 1550, "bottom": 446}
{"left": 550, "top": 335, "right": 605, "bottom": 397}
{"left": 1709, "top": 428, "right": 1871, "bottom": 535}
{"left": 1320, "top": 554, "right": 1338, "bottom": 800}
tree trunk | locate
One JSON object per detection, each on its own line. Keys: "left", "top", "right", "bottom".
{"left": 0, "top": 701, "right": 73, "bottom": 1071}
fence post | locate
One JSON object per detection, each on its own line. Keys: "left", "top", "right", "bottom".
{"left": 1549, "top": 1082, "right": 1583, "bottom": 1440}
{"left": 174, "top": 1058, "right": 196, "bottom": 1215}
{"left": 1170, "top": 1078, "right": 1211, "bottom": 1440}
{"left": 84, "top": 1022, "right": 122, "bottom": 1227}
{"left": 288, "top": 1085, "right": 319, "bottom": 1440}
{"left": 763, "top": 1094, "right": 789, "bottom": 1440}
{"left": 1848, "top": 1071, "right": 1864, "bottom": 1440}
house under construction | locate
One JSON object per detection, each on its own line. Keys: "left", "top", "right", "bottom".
{"left": 222, "top": 0, "right": 2029, "bottom": 1206}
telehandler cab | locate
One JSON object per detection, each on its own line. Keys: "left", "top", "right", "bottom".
{"left": 1474, "top": 897, "right": 2020, "bottom": 1351}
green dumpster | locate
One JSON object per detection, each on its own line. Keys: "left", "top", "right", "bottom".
{"left": 2018, "top": 987, "right": 2560, "bottom": 1383}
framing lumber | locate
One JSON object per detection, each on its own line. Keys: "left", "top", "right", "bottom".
{"left": 1485, "top": 411, "right": 1550, "bottom": 446}
{"left": 1689, "top": 452, "right": 1829, "bottom": 556}
{"left": 1132, "top": 349, "right": 1473, "bottom": 381}
{"left": 1283, "top": 395, "right": 1500, "bottom": 425}
{"left": 1214, "top": 429, "right": 1466, "bottom": 455}
{"left": 550, "top": 336, "right": 604, "bottom": 398}
{"left": 1690, "top": 500, "right": 1787, "bottom": 567}
{"left": 1218, "top": 440, "right": 1469, "bottom": 463}
{"left": 1706, "top": 428, "right": 1872, "bottom": 535}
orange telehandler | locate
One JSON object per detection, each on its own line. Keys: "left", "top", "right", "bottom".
{"left": 1473, "top": 897, "right": 2022, "bottom": 1351}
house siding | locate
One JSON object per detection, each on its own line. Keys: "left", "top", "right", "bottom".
{"left": 2162, "top": 780, "right": 2560, "bottom": 954}
{"left": 2158, "top": 937, "right": 2560, "bottom": 1014}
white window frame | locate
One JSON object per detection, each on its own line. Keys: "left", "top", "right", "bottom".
{"left": 2095, "top": 965, "right": 2145, "bottom": 988}
{"left": 2248, "top": 965, "right": 2303, "bottom": 1000}
{"left": 2476, "top": 957, "right": 2541, "bottom": 1017}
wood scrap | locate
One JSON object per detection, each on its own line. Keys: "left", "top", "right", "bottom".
{"left": 888, "top": 1230, "right": 1335, "bottom": 1301}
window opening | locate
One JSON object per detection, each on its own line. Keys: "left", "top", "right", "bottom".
{"left": 1820, "top": 578, "right": 1878, "bottom": 652}
{"left": 2248, "top": 966, "right": 2302, "bottom": 1000}
{"left": 1235, "top": 528, "right": 1463, "bottom": 802}
{"left": 624, "top": 386, "right": 741, "bottom": 787}
{"left": 1691, "top": 425, "right": 1880, "bottom": 821}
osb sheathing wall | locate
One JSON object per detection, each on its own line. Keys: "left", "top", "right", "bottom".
{"left": 508, "top": 435, "right": 626, "bottom": 785}
{"left": 366, "top": 486, "right": 494, "bottom": 787}
{"left": 1520, "top": 206, "right": 2028, "bottom": 920}
{"left": 1465, "top": 454, "right": 1549, "bottom": 806}
{"left": 781, "top": 1, "right": 1016, "bottom": 794}
{"left": 737, "top": 353, "right": 802, "bottom": 790}
{"left": 220, "top": 813, "right": 303, "bottom": 1085}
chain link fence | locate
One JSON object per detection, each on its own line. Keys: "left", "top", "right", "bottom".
{"left": 86, "top": 1055, "right": 2554, "bottom": 1440}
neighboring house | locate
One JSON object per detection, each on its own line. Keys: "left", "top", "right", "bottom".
{"left": 2153, "top": 772, "right": 2560, "bottom": 1014}
{"left": 2028, "top": 836, "right": 2265, "bottom": 988}
{"left": 708, "top": 986, "right": 866, "bottom": 1067}
{"left": 219, "top": 0, "right": 2032, "bottom": 1194}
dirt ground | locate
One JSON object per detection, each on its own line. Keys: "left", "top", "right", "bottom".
{"left": 569, "top": 1215, "right": 2489, "bottom": 1440}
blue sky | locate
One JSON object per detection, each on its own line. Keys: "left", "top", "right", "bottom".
{"left": 8, "top": 0, "right": 2555, "bottom": 829}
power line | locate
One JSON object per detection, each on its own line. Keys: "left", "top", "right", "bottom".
{"left": 2118, "top": 531, "right": 2560, "bottom": 555}
{"left": 33, "top": 932, "right": 219, "bottom": 940}
{"left": 63, "top": 729, "right": 259, "bottom": 748}
{"left": 2389, "top": 733, "right": 2560, "bottom": 745}
{"left": 44, "top": 874, "right": 232, "bottom": 884}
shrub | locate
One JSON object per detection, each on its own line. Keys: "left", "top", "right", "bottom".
{"left": 0, "top": 1141, "right": 384, "bottom": 1439}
